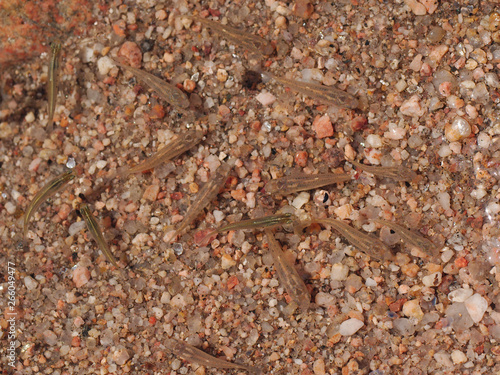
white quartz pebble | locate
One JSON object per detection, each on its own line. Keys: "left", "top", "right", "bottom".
{"left": 339, "top": 318, "right": 364, "bottom": 336}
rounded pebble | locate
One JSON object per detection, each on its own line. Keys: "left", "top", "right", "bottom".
{"left": 339, "top": 318, "right": 364, "bottom": 336}
{"left": 445, "top": 117, "right": 471, "bottom": 142}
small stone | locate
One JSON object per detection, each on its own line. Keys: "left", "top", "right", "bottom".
{"left": 256, "top": 91, "right": 276, "bottom": 106}
{"left": 366, "top": 134, "right": 382, "bottom": 148}
{"left": 451, "top": 350, "right": 467, "bottom": 364}
{"left": 445, "top": 116, "right": 471, "bottom": 142}
{"left": 393, "top": 318, "right": 415, "bottom": 336}
{"left": 113, "top": 346, "right": 130, "bottom": 365}
{"left": 142, "top": 184, "right": 160, "bottom": 201}
{"left": 170, "top": 294, "right": 186, "bottom": 308}
{"left": 429, "top": 45, "right": 449, "bottom": 64}
{"left": 313, "top": 114, "right": 334, "bottom": 139}
{"left": 464, "top": 293, "right": 488, "bottom": 323}
{"left": 434, "top": 352, "right": 453, "bottom": 368}
{"left": 402, "top": 299, "right": 424, "bottom": 321}
{"left": 73, "top": 266, "right": 91, "bottom": 288}
{"left": 69, "top": 221, "right": 87, "bottom": 236}
{"left": 43, "top": 330, "right": 58, "bottom": 346}
{"left": 293, "top": 0, "right": 314, "bottom": 19}
{"left": 183, "top": 79, "right": 196, "bottom": 92}
{"left": 24, "top": 276, "right": 38, "bottom": 290}
{"left": 422, "top": 272, "right": 442, "bottom": 287}
{"left": 25, "top": 112, "right": 35, "bottom": 123}
{"left": 292, "top": 192, "right": 310, "bottom": 209}
{"left": 400, "top": 95, "right": 425, "bottom": 117}
{"left": 448, "top": 288, "right": 473, "bottom": 302}
{"left": 331, "top": 263, "right": 349, "bottom": 281}
{"left": 313, "top": 358, "right": 326, "bottom": 375}
{"left": 221, "top": 254, "right": 237, "bottom": 269}
{"left": 445, "top": 302, "right": 474, "bottom": 331}
{"left": 401, "top": 263, "right": 419, "bottom": 277}
{"left": 315, "top": 292, "right": 335, "bottom": 307}
{"left": 155, "top": 9, "right": 167, "bottom": 20}
{"left": 118, "top": 41, "right": 143, "bottom": 67}
{"left": 97, "top": 56, "right": 115, "bottom": 75}
{"left": 345, "top": 274, "right": 363, "bottom": 294}
{"left": 339, "top": 318, "right": 364, "bottom": 336}
{"left": 334, "top": 204, "right": 353, "bottom": 220}
{"left": 0, "top": 122, "right": 13, "bottom": 138}
{"left": 405, "top": 0, "right": 426, "bottom": 16}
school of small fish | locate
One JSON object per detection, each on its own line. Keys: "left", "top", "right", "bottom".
{"left": 19, "top": 12, "right": 441, "bottom": 373}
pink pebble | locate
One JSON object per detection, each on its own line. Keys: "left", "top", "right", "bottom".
{"left": 73, "top": 266, "right": 91, "bottom": 288}
{"left": 58, "top": 204, "right": 72, "bottom": 220}
{"left": 29, "top": 157, "right": 42, "bottom": 172}
{"left": 400, "top": 95, "right": 425, "bottom": 117}
{"left": 143, "top": 184, "right": 160, "bottom": 201}
{"left": 313, "top": 114, "right": 334, "bottom": 138}
{"left": 255, "top": 91, "right": 276, "bottom": 106}
{"left": 118, "top": 41, "right": 142, "bottom": 68}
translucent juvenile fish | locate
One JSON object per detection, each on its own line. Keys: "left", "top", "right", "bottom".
{"left": 79, "top": 203, "right": 119, "bottom": 267}
{"left": 265, "top": 229, "right": 311, "bottom": 311}
{"left": 308, "top": 218, "right": 394, "bottom": 262}
{"left": 187, "top": 15, "right": 273, "bottom": 56}
{"left": 121, "top": 129, "right": 204, "bottom": 177}
{"left": 265, "top": 172, "right": 352, "bottom": 196}
{"left": 375, "top": 218, "right": 439, "bottom": 258}
{"left": 170, "top": 160, "right": 234, "bottom": 241}
{"left": 114, "top": 60, "right": 190, "bottom": 111}
{"left": 350, "top": 160, "right": 418, "bottom": 182}
{"left": 166, "top": 338, "right": 260, "bottom": 374}
{"left": 266, "top": 72, "right": 359, "bottom": 109}
{"left": 23, "top": 169, "right": 76, "bottom": 237}
{"left": 202, "top": 213, "right": 295, "bottom": 243}
{"left": 47, "top": 42, "right": 62, "bottom": 132}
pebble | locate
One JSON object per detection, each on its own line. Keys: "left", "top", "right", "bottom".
{"left": 315, "top": 292, "right": 335, "bottom": 307}
{"left": 405, "top": 0, "right": 426, "bottom": 16}
{"left": 97, "top": 56, "right": 115, "bottom": 75}
{"left": 445, "top": 116, "right": 471, "bottom": 142}
{"left": 292, "top": 192, "right": 310, "bottom": 209}
{"left": 464, "top": 293, "right": 488, "bottom": 323}
{"left": 24, "top": 276, "right": 38, "bottom": 291}
{"left": 5, "top": 202, "right": 16, "bottom": 214}
{"left": 293, "top": 0, "right": 314, "bottom": 19}
{"left": 445, "top": 302, "right": 474, "bottom": 331}
{"left": 448, "top": 288, "right": 473, "bottom": 302}
{"left": 313, "top": 358, "right": 326, "bottom": 375}
{"left": 113, "top": 346, "right": 130, "bottom": 365}
{"left": 73, "top": 266, "right": 91, "bottom": 288}
{"left": 43, "top": 330, "right": 58, "bottom": 346}
{"left": 256, "top": 91, "right": 276, "bottom": 106}
{"left": 402, "top": 299, "right": 424, "bottom": 321}
{"left": 366, "top": 134, "right": 382, "bottom": 148}
{"left": 393, "top": 318, "right": 415, "bottom": 336}
{"left": 312, "top": 114, "right": 334, "bottom": 139}
{"left": 142, "top": 184, "right": 160, "bottom": 201}
{"left": 451, "top": 350, "right": 467, "bottom": 364}
{"left": 422, "top": 271, "right": 442, "bottom": 287}
{"left": 0, "top": 122, "right": 12, "bottom": 138}
{"left": 330, "top": 263, "right": 349, "bottom": 281}
{"left": 339, "top": 318, "right": 364, "bottom": 336}
{"left": 221, "top": 254, "right": 237, "bottom": 269}
{"left": 69, "top": 221, "right": 87, "bottom": 236}
{"left": 434, "top": 352, "right": 453, "bottom": 368}
{"left": 118, "top": 41, "right": 142, "bottom": 67}
{"left": 400, "top": 95, "right": 425, "bottom": 117}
